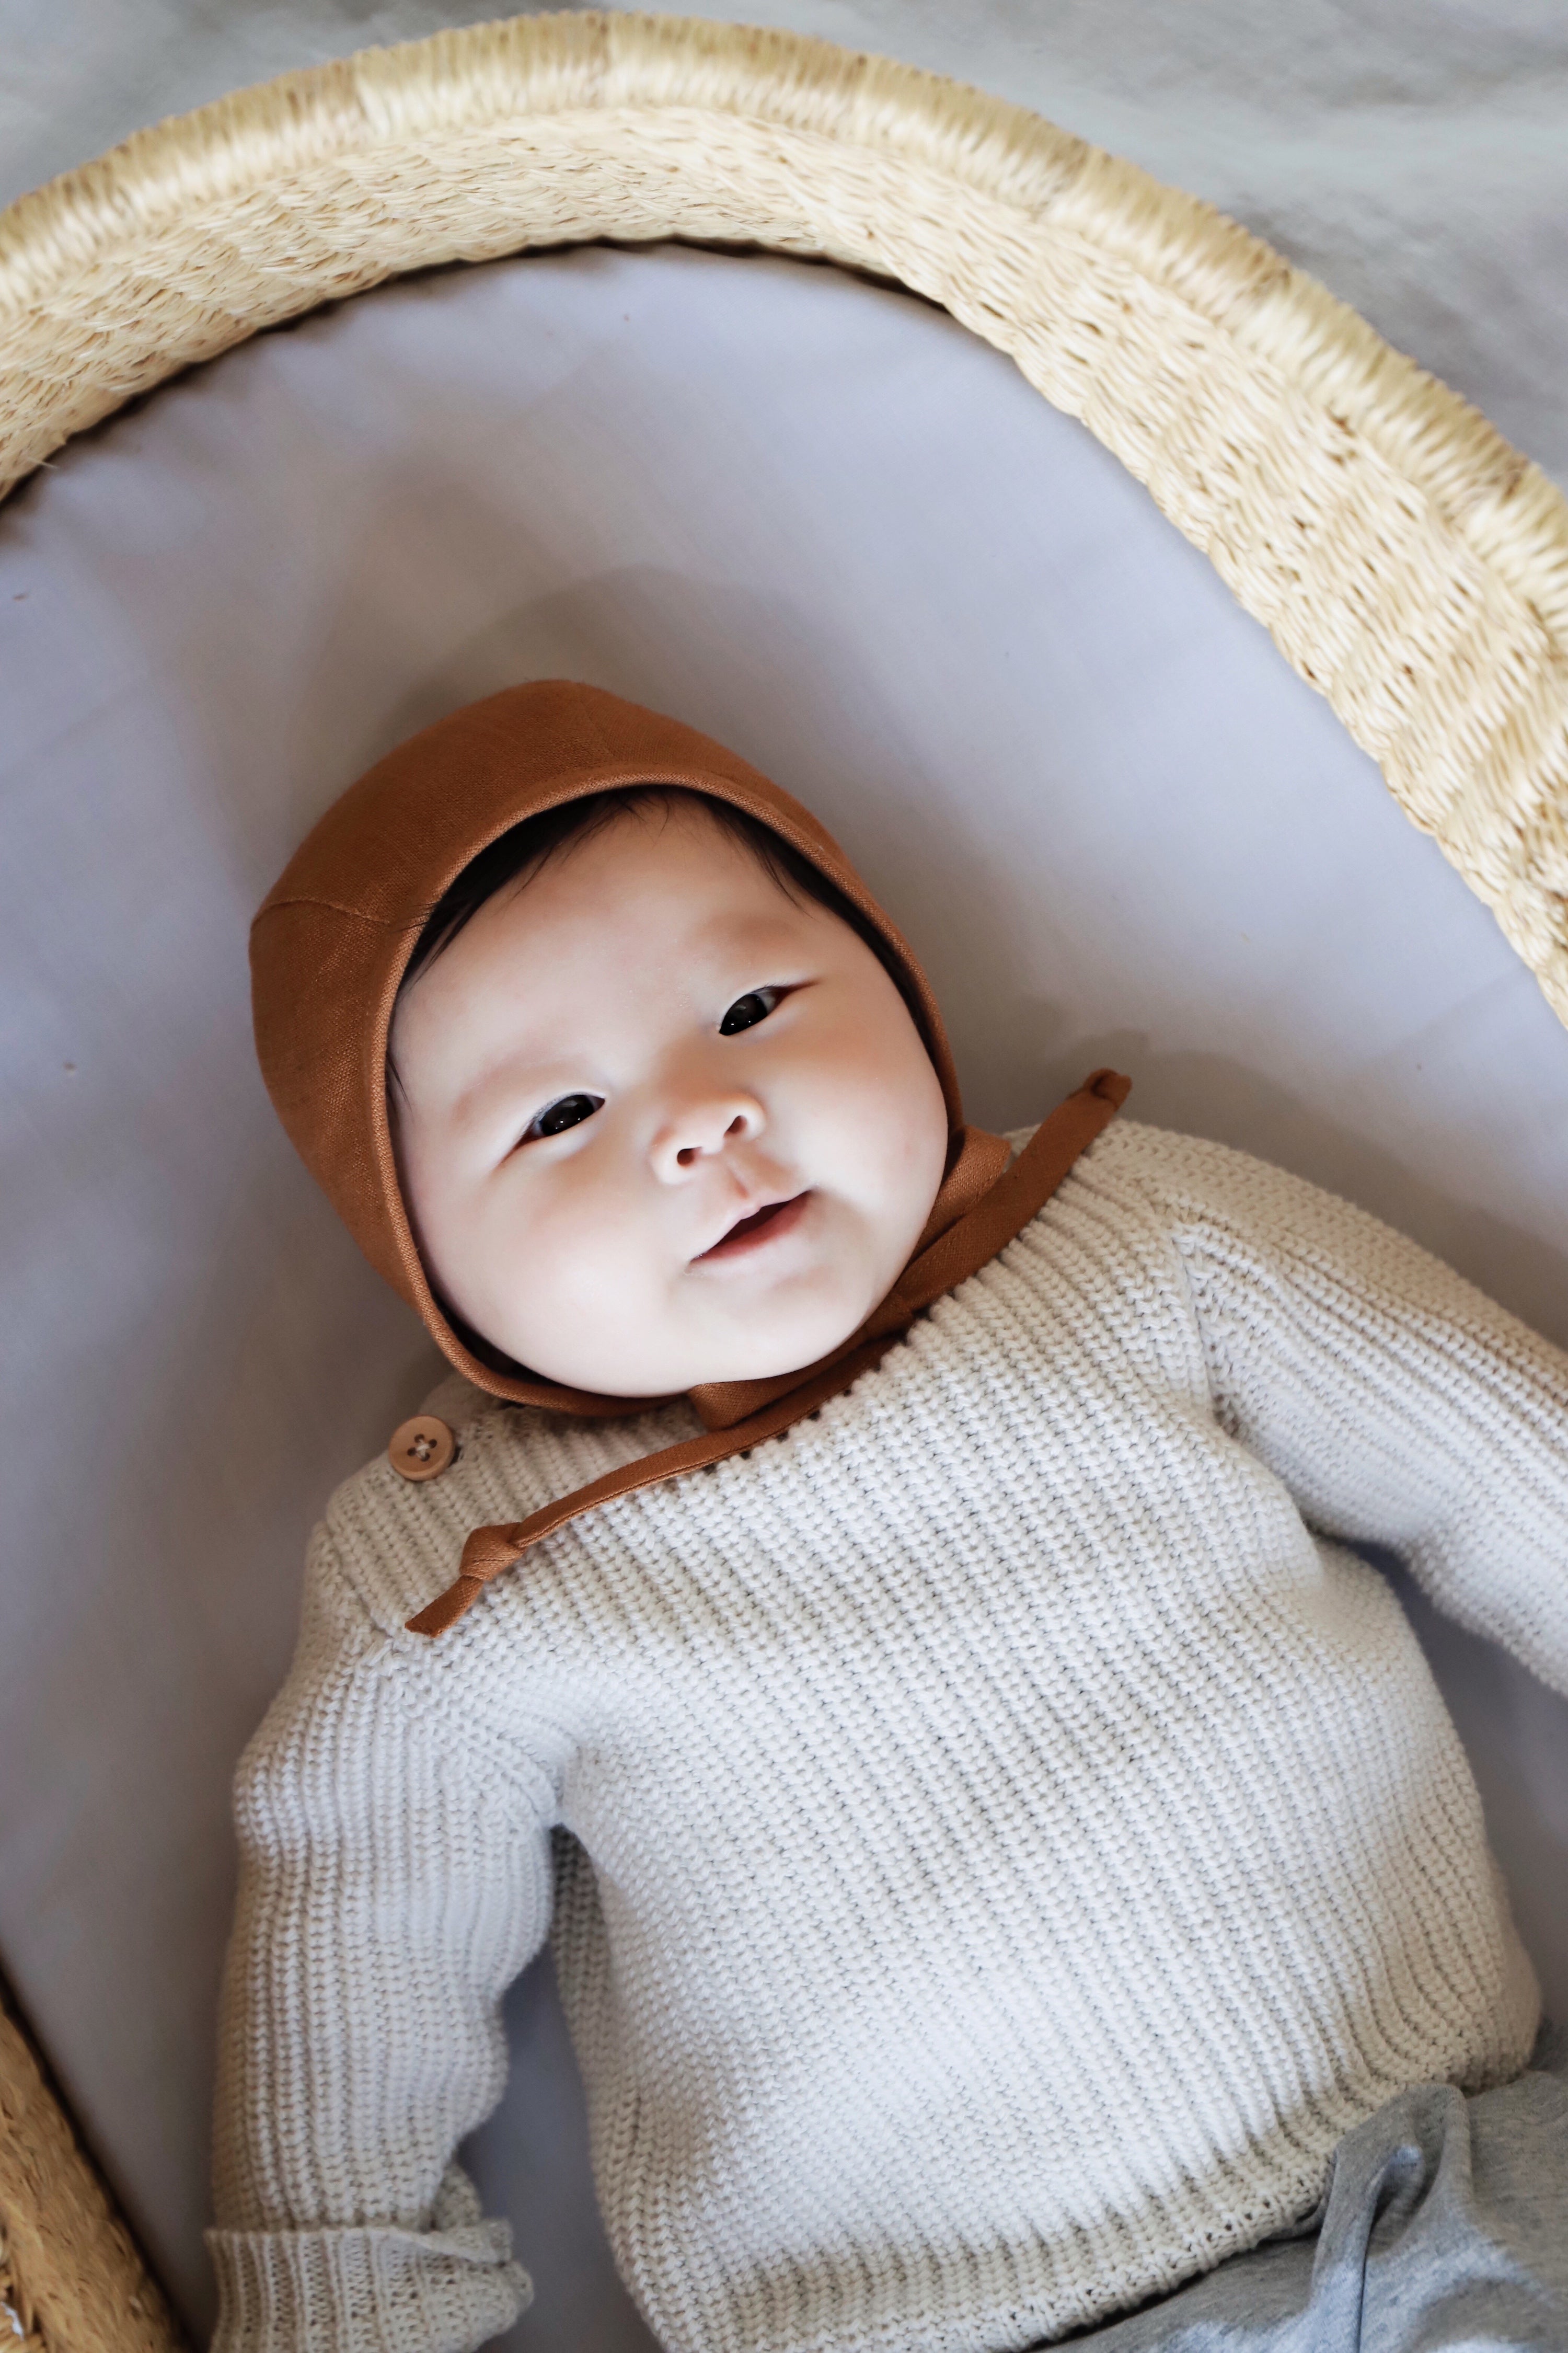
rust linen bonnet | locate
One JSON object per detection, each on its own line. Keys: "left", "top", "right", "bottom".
{"left": 251, "top": 681, "right": 1127, "bottom": 1631}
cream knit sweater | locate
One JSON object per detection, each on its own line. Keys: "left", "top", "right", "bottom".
{"left": 209, "top": 1121, "right": 1566, "bottom": 2353}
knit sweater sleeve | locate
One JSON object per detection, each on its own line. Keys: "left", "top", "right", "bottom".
{"left": 207, "top": 1523, "right": 547, "bottom": 2352}
{"left": 1139, "top": 1128, "right": 1568, "bottom": 1697}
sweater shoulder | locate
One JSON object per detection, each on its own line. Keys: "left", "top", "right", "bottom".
{"left": 1065, "top": 1118, "right": 1527, "bottom": 1357}
{"left": 1067, "top": 1114, "right": 1290, "bottom": 1200}
{"left": 1040, "top": 1117, "right": 1449, "bottom": 1320}
{"left": 310, "top": 1370, "right": 509, "bottom": 1641}
{"left": 308, "top": 1372, "right": 698, "bottom": 1644}
{"left": 247, "top": 1371, "right": 562, "bottom": 1813}
{"left": 1063, "top": 1115, "right": 1377, "bottom": 1247}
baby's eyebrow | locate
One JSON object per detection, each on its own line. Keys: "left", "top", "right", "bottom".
{"left": 687, "top": 917, "right": 821, "bottom": 981}
{"left": 447, "top": 1039, "right": 583, "bottom": 1139}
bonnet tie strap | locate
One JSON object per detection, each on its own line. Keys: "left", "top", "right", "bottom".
{"left": 405, "top": 1068, "right": 1129, "bottom": 1637}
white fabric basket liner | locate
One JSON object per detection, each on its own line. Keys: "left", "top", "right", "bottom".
{"left": 3, "top": 238, "right": 1566, "bottom": 2346}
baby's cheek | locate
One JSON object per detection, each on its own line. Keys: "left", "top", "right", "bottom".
{"left": 817, "top": 1049, "right": 939, "bottom": 1197}
{"left": 537, "top": 1163, "right": 657, "bottom": 1325}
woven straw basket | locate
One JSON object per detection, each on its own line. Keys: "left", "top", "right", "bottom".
{"left": 3, "top": 10, "right": 1568, "bottom": 2345}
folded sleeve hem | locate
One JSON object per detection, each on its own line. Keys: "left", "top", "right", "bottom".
{"left": 207, "top": 2218, "right": 532, "bottom": 2352}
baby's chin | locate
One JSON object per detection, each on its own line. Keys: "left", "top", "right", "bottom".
{"left": 475, "top": 1199, "right": 904, "bottom": 1396}
{"left": 508, "top": 1283, "right": 878, "bottom": 1401}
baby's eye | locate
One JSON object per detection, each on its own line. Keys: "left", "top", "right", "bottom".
{"left": 719, "top": 987, "right": 782, "bottom": 1037}
{"left": 522, "top": 1092, "right": 603, "bottom": 1143}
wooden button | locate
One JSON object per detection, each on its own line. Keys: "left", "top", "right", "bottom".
{"left": 388, "top": 1415, "right": 457, "bottom": 1482}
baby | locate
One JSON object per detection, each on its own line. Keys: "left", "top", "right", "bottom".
{"left": 212, "top": 681, "right": 1568, "bottom": 2353}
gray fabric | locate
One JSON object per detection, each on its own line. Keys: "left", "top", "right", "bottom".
{"left": 1068, "top": 2030, "right": 1568, "bottom": 2353}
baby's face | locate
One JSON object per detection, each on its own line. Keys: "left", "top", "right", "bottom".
{"left": 389, "top": 801, "right": 950, "bottom": 1396}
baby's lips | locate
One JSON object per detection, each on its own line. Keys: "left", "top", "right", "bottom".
{"left": 695, "top": 1190, "right": 809, "bottom": 1262}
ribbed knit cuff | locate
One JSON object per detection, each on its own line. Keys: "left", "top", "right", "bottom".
{"left": 207, "top": 2212, "right": 531, "bottom": 2352}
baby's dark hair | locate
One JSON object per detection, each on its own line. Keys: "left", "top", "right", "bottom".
{"left": 398, "top": 784, "right": 911, "bottom": 1007}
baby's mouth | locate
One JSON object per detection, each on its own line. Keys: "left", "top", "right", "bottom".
{"left": 696, "top": 1192, "right": 810, "bottom": 1262}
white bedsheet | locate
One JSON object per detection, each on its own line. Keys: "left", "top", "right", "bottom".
{"left": 2, "top": 11, "right": 1566, "bottom": 2351}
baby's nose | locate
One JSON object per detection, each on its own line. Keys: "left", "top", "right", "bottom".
{"left": 651, "top": 1093, "right": 764, "bottom": 1182}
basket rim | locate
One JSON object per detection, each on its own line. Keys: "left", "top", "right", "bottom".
{"left": 2, "top": 7, "right": 1566, "bottom": 1023}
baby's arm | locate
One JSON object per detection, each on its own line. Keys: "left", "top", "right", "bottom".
{"left": 1147, "top": 1129, "right": 1568, "bottom": 1694}
{"left": 207, "top": 1529, "right": 547, "bottom": 2352}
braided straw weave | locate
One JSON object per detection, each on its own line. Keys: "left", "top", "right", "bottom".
{"left": 1, "top": 1996, "right": 185, "bottom": 2352}
{"left": 3, "top": 13, "right": 1568, "bottom": 1013}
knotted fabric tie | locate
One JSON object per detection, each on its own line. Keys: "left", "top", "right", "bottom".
{"left": 406, "top": 1068, "right": 1130, "bottom": 1636}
